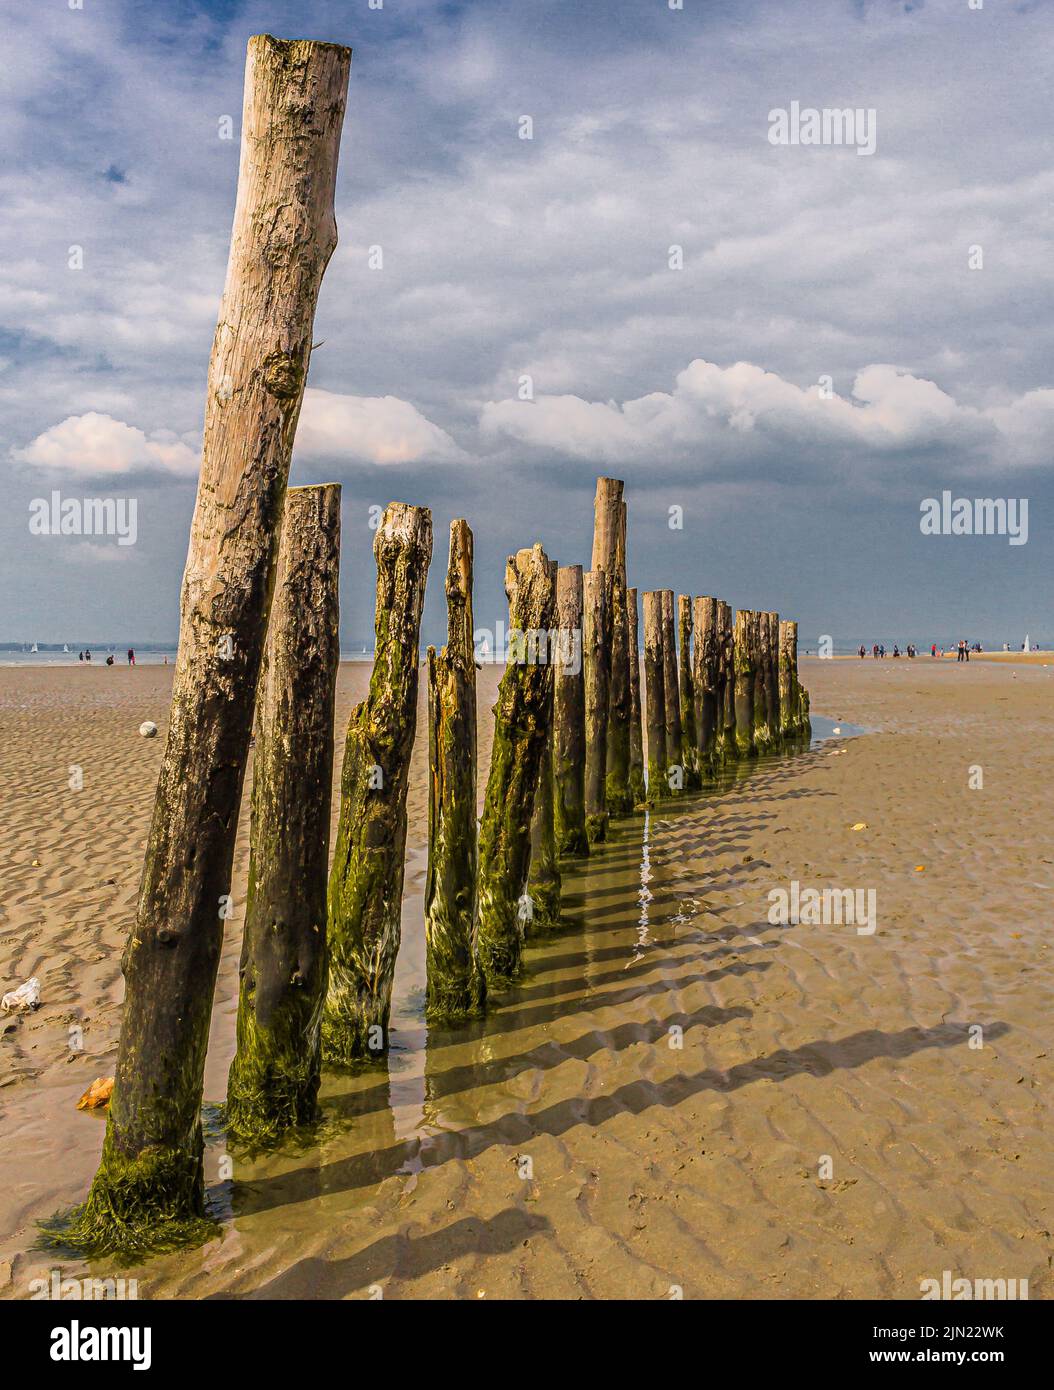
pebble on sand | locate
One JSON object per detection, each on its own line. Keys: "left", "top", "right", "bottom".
{"left": 139, "top": 721, "right": 158, "bottom": 738}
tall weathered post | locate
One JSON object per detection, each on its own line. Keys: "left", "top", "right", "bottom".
{"left": 733, "top": 609, "right": 756, "bottom": 757}
{"left": 552, "top": 565, "right": 588, "bottom": 857}
{"left": 583, "top": 568, "right": 610, "bottom": 842}
{"left": 717, "top": 600, "right": 737, "bottom": 762}
{"left": 764, "top": 612, "right": 781, "bottom": 745}
{"left": 660, "top": 590, "right": 683, "bottom": 792}
{"left": 627, "top": 586, "right": 646, "bottom": 805}
{"left": 678, "top": 595, "right": 699, "bottom": 789}
{"left": 761, "top": 611, "right": 778, "bottom": 756}
{"left": 324, "top": 504, "right": 433, "bottom": 1063}
{"left": 693, "top": 595, "right": 719, "bottom": 778}
{"left": 642, "top": 592, "right": 667, "bottom": 802}
{"left": 424, "top": 520, "right": 485, "bottom": 1022}
{"left": 527, "top": 725, "right": 561, "bottom": 929}
{"left": 477, "top": 546, "right": 557, "bottom": 984}
{"left": 226, "top": 484, "right": 341, "bottom": 1146}
{"left": 592, "top": 480, "right": 632, "bottom": 815}
{"left": 778, "top": 618, "right": 795, "bottom": 738}
{"left": 52, "top": 36, "right": 351, "bottom": 1255}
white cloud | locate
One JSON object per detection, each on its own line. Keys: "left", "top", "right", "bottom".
{"left": 480, "top": 359, "right": 1053, "bottom": 474}
{"left": 295, "top": 388, "right": 470, "bottom": 466}
{"left": 12, "top": 412, "right": 200, "bottom": 476}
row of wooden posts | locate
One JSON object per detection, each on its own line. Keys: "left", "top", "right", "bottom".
{"left": 224, "top": 475, "right": 811, "bottom": 1148}
{"left": 59, "top": 35, "right": 807, "bottom": 1254}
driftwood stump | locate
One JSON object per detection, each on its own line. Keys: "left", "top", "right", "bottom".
{"left": 226, "top": 484, "right": 341, "bottom": 1146}
{"left": 324, "top": 504, "right": 433, "bottom": 1063}
{"left": 425, "top": 520, "right": 485, "bottom": 1022}
{"left": 56, "top": 35, "right": 351, "bottom": 1256}
{"left": 733, "top": 609, "right": 756, "bottom": 757}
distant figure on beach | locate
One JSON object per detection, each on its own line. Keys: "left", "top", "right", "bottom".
{"left": 872, "top": 643, "right": 879, "bottom": 659}
{"left": 859, "top": 645, "right": 866, "bottom": 659}
{"left": 893, "top": 645, "right": 900, "bottom": 657}
{"left": 957, "top": 639, "right": 970, "bottom": 663}
{"left": 879, "top": 644, "right": 886, "bottom": 658}
{"left": 127, "top": 648, "right": 135, "bottom": 666}
{"left": 78, "top": 651, "right": 84, "bottom": 662}
{"left": 931, "top": 644, "right": 937, "bottom": 658}
{"left": 106, "top": 654, "right": 115, "bottom": 666}
{"left": 85, "top": 649, "right": 91, "bottom": 662}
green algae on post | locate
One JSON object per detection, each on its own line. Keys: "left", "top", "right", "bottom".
{"left": 660, "top": 590, "right": 683, "bottom": 792}
{"left": 678, "top": 594, "right": 699, "bottom": 789}
{"left": 627, "top": 586, "right": 647, "bottom": 806}
{"left": 642, "top": 591, "right": 667, "bottom": 803}
{"left": 324, "top": 503, "right": 433, "bottom": 1063}
{"left": 424, "top": 520, "right": 486, "bottom": 1023}
{"left": 552, "top": 564, "right": 589, "bottom": 857}
{"left": 592, "top": 481, "right": 633, "bottom": 816}
{"left": 226, "top": 484, "right": 341, "bottom": 1146}
{"left": 477, "top": 545, "right": 557, "bottom": 985}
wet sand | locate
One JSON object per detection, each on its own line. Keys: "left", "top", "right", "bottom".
{"left": 1, "top": 657, "right": 1051, "bottom": 1299}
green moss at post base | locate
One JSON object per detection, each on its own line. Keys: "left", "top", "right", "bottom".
{"left": 557, "top": 825, "right": 590, "bottom": 857}
{"left": 225, "top": 1027, "right": 321, "bottom": 1148}
{"left": 604, "top": 772, "right": 634, "bottom": 817}
{"left": 476, "top": 930, "right": 524, "bottom": 990}
{"left": 321, "top": 994, "right": 390, "bottom": 1067}
{"left": 585, "top": 811, "right": 608, "bottom": 844}
{"left": 425, "top": 971, "right": 485, "bottom": 1024}
{"left": 37, "top": 1128, "right": 219, "bottom": 1262}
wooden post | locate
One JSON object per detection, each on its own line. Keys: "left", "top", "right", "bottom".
{"left": 424, "top": 520, "right": 485, "bottom": 1022}
{"left": 627, "top": 586, "right": 646, "bottom": 805}
{"left": 642, "top": 592, "right": 667, "bottom": 801}
{"left": 592, "top": 482, "right": 632, "bottom": 816}
{"left": 782, "top": 618, "right": 809, "bottom": 737}
{"left": 477, "top": 545, "right": 557, "bottom": 984}
{"left": 765, "top": 612, "right": 781, "bottom": 744}
{"left": 226, "top": 484, "right": 341, "bottom": 1146}
{"left": 527, "top": 725, "right": 561, "bottom": 928}
{"left": 778, "top": 618, "right": 795, "bottom": 738}
{"left": 677, "top": 595, "right": 698, "bottom": 789}
{"left": 660, "top": 590, "right": 683, "bottom": 792}
{"left": 552, "top": 564, "right": 588, "bottom": 857}
{"left": 324, "top": 504, "right": 433, "bottom": 1064}
{"left": 733, "top": 609, "right": 756, "bottom": 757}
{"left": 715, "top": 600, "right": 735, "bottom": 762}
{"left": 583, "top": 568, "right": 610, "bottom": 842}
{"left": 693, "top": 595, "right": 719, "bottom": 777}
{"left": 761, "top": 611, "right": 778, "bottom": 750}
{"left": 50, "top": 36, "right": 351, "bottom": 1256}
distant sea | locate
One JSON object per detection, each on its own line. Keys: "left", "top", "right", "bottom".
{"left": 0, "top": 646, "right": 377, "bottom": 667}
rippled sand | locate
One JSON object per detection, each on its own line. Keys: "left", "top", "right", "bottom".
{"left": 1, "top": 657, "right": 1050, "bottom": 1299}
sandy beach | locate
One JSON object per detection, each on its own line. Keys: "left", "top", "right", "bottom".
{"left": 1, "top": 655, "right": 1050, "bottom": 1299}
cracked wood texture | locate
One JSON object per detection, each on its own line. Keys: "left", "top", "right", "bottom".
{"left": 660, "top": 590, "right": 683, "bottom": 791}
{"left": 324, "top": 504, "right": 433, "bottom": 1063}
{"left": 693, "top": 595, "right": 719, "bottom": 777}
{"left": 592, "top": 481, "right": 632, "bottom": 815}
{"left": 678, "top": 595, "right": 699, "bottom": 789}
{"left": 71, "top": 35, "right": 351, "bottom": 1253}
{"left": 226, "top": 484, "right": 341, "bottom": 1145}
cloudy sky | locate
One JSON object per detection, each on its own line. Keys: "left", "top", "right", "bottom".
{"left": 2, "top": 0, "right": 1051, "bottom": 650}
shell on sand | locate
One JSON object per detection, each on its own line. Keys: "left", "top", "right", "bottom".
{"left": 1, "top": 976, "right": 40, "bottom": 1012}
{"left": 76, "top": 1077, "right": 114, "bottom": 1111}
{"left": 139, "top": 720, "right": 158, "bottom": 738}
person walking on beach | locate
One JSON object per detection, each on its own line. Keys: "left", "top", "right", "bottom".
{"left": 931, "top": 643, "right": 937, "bottom": 658}
{"left": 859, "top": 644, "right": 866, "bottom": 659}
{"left": 872, "top": 643, "right": 879, "bottom": 659}
{"left": 127, "top": 648, "right": 135, "bottom": 666}
{"left": 85, "top": 649, "right": 91, "bottom": 662}
{"left": 78, "top": 651, "right": 84, "bottom": 662}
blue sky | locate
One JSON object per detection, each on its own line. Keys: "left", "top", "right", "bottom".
{"left": 2, "top": 0, "right": 1051, "bottom": 649}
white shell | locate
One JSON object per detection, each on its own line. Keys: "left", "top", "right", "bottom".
{"left": 139, "top": 721, "right": 158, "bottom": 738}
{"left": 2, "top": 976, "right": 40, "bottom": 1013}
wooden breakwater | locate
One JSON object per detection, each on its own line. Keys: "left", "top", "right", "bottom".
{"left": 49, "top": 34, "right": 810, "bottom": 1257}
